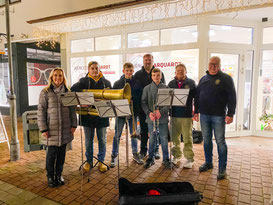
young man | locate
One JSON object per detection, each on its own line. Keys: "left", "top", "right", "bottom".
{"left": 168, "top": 64, "right": 196, "bottom": 168}
{"left": 194, "top": 56, "right": 236, "bottom": 180}
{"left": 110, "top": 63, "right": 143, "bottom": 167}
{"left": 141, "top": 68, "right": 171, "bottom": 169}
{"left": 134, "top": 54, "right": 165, "bottom": 160}
{"left": 71, "top": 61, "right": 111, "bottom": 173}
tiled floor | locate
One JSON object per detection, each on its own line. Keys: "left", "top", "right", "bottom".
{"left": 0, "top": 116, "right": 273, "bottom": 205}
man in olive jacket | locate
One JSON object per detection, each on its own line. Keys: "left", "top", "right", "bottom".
{"left": 71, "top": 61, "right": 111, "bottom": 172}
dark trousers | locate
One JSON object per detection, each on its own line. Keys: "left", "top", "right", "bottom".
{"left": 139, "top": 112, "right": 148, "bottom": 155}
{"left": 46, "top": 144, "right": 67, "bottom": 178}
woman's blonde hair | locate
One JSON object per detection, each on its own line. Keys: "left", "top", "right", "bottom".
{"left": 44, "top": 67, "right": 68, "bottom": 91}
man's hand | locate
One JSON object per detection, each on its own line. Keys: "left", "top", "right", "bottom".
{"left": 42, "top": 131, "right": 49, "bottom": 138}
{"left": 193, "top": 113, "right": 199, "bottom": 122}
{"left": 71, "top": 127, "right": 76, "bottom": 134}
{"left": 149, "top": 112, "right": 156, "bottom": 121}
{"left": 154, "top": 110, "right": 161, "bottom": 120}
{"left": 225, "top": 116, "right": 233, "bottom": 124}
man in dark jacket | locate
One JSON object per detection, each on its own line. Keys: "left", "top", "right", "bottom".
{"left": 168, "top": 64, "right": 196, "bottom": 168}
{"left": 194, "top": 56, "right": 236, "bottom": 180}
{"left": 134, "top": 54, "right": 165, "bottom": 159}
{"left": 110, "top": 63, "right": 143, "bottom": 167}
{"left": 71, "top": 61, "right": 111, "bottom": 173}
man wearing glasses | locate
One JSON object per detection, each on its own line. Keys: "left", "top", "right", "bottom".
{"left": 193, "top": 56, "right": 236, "bottom": 180}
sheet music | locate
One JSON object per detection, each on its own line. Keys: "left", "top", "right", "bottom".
{"left": 76, "top": 92, "right": 94, "bottom": 105}
{"left": 112, "top": 99, "right": 131, "bottom": 117}
{"left": 157, "top": 89, "right": 173, "bottom": 107}
{"left": 59, "top": 92, "right": 78, "bottom": 106}
{"left": 172, "top": 89, "right": 189, "bottom": 107}
{"left": 59, "top": 92, "right": 94, "bottom": 106}
{"left": 94, "top": 101, "right": 115, "bottom": 118}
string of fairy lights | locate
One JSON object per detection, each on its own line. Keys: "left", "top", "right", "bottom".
{"left": 32, "top": 0, "right": 273, "bottom": 48}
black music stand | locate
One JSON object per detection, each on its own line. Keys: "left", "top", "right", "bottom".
{"left": 156, "top": 88, "right": 189, "bottom": 169}
{"left": 95, "top": 99, "right": 131, "bottom": 177}
{"left": 59, "top": 92, "right": 100, "bottom": 183}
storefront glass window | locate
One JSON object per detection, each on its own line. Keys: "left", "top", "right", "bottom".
{"left": 263, "top": 27, "right": 273, "bottom": 44}
{"left": 256, "top": 50, "right": 273, "bottom": 131}
{"left": 161, "top": 25, "right": 198, "bottom": 45}
{"left": 128, "top": 30, "right": 159, "bottom": 48}
{"left": 127, "top": 49, "right": 199, "bottom": 84}
{"left": 70, "top": 57, "right": 86, "bottom": 85}
{"left": 27, "top": 62, "right": 59, "bottom": 106}
{"left": 243, "top": 51, "right": 253, "bottom": 130}
{"left": 209, "top": 25, "right": 253, "bottom": 44}
{"left": 0, "top": 63, "right": 9, "bottom": 107}
{"left": 86, "top": 55, "right": 122, "bottom": 85}
{"left": 71, "top": 38, "right": 94, "bottom": 53}
{"left": 95, "top": 35, "right": 121, "bottom": 51}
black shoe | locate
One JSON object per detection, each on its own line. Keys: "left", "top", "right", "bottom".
{"left": 144, "top": 158, "right": 155, "bottom": 169}
{"left": 110, "top": 155, "right": 117, "bottom": 168}
{"left": 47, "top": 176, "right": 55, "bottom": 188}
{"left": 217, "top": 169, "right": 227, "bottom": 180}
{"left": 55, "top": 176, "right": 64, "bottom": 187}
{"left": 139, "top": 152, "right": 147, "bottom": 160}
{"left": 155, "top": 152, "right": 160, "bottom": 160}
{"left": 162, "top": 159, "right": 172, "bottom": 169}
{"left": 199, "top": 163, "right": 213, "bottom": 172}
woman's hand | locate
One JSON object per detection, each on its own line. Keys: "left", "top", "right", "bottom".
{"left": 42, "top": 131, "right": 49, "bottom": 138}
{"left": 71, "top": 127, "right": 76, "bottom": 134}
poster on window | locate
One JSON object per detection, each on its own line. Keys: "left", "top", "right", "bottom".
{"left": 127, "top": 49, "right": 199, "bottom": 84}
{"left": 86, "top": 55, "right": 122, "bottom": 85}
{"left": 27, "top": 62, "right": 59, "bottom": 106}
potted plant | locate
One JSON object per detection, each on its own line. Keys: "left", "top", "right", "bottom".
{"left": 259, "top": 114, "right": 273, "bottom": 131}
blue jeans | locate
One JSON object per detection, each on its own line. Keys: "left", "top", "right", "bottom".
{"left": 200, "top": 114, "right": 227, "bottom": 171}
{"left": 83, "top": 126, "right": 107, "bottom": 163}
{"left": 147, "top": 123, "right": 169, "bottom": 162}
{"left": 111, "top": 117, "right": 138, "bottom": 157}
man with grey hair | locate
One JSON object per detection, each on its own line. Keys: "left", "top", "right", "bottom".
{"left": 194, "top": 56, "right": 236, "bottom": 180}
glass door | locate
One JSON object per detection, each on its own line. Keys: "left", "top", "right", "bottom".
{"left": 208, "top": 50, "right": 253, "bottom": 136}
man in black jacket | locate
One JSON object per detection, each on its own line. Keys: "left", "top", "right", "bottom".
{"left": 71, "top": 61, "right": 111, "bottom": 173}
{"left": 134, "top": 54, "right": 165, "bottom": 159}
{"left": 110, "top": 63, "right": 143, "bottom": 167}
{"left": 194, "top": 56, "right": 236, "bottom": 180}
{"left": 168, "top": 64, "right": 196, "bottom": 168}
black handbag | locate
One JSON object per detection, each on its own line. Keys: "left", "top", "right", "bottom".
{"left": 181, "top": 128, "right": 203, "bottom": 144}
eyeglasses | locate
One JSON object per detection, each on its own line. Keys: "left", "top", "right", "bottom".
{"left": 27, "top": 66, "right": 54, "bottom": 85}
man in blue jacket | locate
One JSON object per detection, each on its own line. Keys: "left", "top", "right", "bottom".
{"left": 194, "top": 56, "right": 236, "bottom": 180}
{"left": 168, "top": 64, "right": 196, "bottom": 168}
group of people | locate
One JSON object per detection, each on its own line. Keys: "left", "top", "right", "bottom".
{"left": 37, "top": 54, "right": 236, "bottom": 188}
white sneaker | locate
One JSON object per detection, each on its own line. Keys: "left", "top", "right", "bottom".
{"left": 172, "top": 158, "right": 180, "bottom": 165}
{"left": 183, "top": 160, "right": 194, "bottom": 169}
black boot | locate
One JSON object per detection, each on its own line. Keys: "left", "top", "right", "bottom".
{"left": 55, "top": 175, "right": 64, "bottom": 187}
{"left": 47, "top": 176, "right": 55, "bottom": 188}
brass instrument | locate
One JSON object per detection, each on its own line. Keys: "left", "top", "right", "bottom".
{"left": 76, "top": 83, "right": 131, "bottom": 116}
{"left": 76, "top": 83, "right": 139, "bottom": 139}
